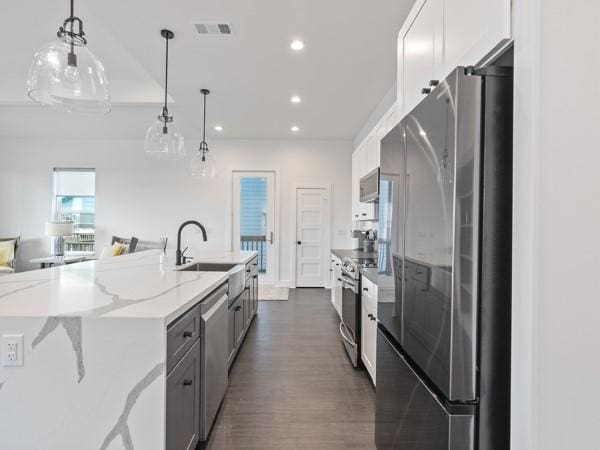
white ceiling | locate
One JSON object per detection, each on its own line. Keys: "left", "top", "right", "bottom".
{"left": 0, "top": 0, "right": 415, "bottom": 140}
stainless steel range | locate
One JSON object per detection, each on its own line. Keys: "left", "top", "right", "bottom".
{"left": 339, "top": 256, "right": 377, "bottom": 367}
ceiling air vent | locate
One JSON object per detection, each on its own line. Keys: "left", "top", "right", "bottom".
{"left": 194, "top": 22, "right": 233, "bottom": 35}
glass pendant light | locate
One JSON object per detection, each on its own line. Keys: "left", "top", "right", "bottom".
{"left": 145, "top": 29, "right": 185, "bottom": 160}
{"left": 190, "top": 89, "right": 216, "bottom": 177}
{"left": 27, "top": 0, "right": 110, "bottom": 114}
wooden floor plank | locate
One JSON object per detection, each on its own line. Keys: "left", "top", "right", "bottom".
{"left": 201, "top": 288, "right": 376, "bottom": 450}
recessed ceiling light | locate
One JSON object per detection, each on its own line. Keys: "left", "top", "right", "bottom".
{"left": 291, "top": 95, "right": 301, "bottom": 104}
{"left": 290, "top": 40, "right": 304, "bottom": 51}
{"left": 214, "top": 125, "right": 223, "bottom": 132}
{"left": 291, "top": 126, "right": 300, "bottom": 132}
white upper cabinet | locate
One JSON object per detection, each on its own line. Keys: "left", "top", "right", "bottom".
{"left": 398, "top": 0, "right": 511, "bottom": 116}
{"left": 375, "top": 122, "right": 387, "bottom": 168}
{"left": 365, "top": 133, "right": 378, "bottom": 173}
{"left": 358, "top": 139, "right": 376, "bottom": 220}
{"left": 443, "top": 0, "right": 511, "bottom": 71}
{"left": 385, "top": 106, "right": 399, "bottom": 132}
{"left": 351, "top": 130, "right": 380, "bottom": 222}
{"left": 401, "top": 0, "right": 444, "bottom": 115}
{"left": 351, "top": 149, "right": 361, "bottom": 220}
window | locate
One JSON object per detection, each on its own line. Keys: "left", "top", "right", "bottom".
{"left": 53, "top": 169, "right": 96, "bottom": 254}
{"left": 239, "top": 177, "right": 267, "bottom": 273}
{"left": 378, "top": 179, "right": 392, "bottom": 274}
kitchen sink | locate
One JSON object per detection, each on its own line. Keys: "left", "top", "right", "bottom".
{"left": 179, "top": 262, "right": 246, "bottom": 300}
{"left": 179, "top": 263, "right": 239, "bottom": 272}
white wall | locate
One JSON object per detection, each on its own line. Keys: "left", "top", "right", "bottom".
{"left": 0, "top": 138, "right": 353, "bottom": 285}
{"left": 353, "top": 83, "right": 397, "bottom": 149}
{"left": 512, "top": 1, "right": 600, "bottom": 449}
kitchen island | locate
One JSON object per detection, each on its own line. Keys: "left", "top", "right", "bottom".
{"left": 0, "top": 249, "right": 257, "bottom": 450}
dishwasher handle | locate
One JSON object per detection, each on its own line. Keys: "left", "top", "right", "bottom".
{"left": 201, "top": 294, "right": 228, "bottom": 321}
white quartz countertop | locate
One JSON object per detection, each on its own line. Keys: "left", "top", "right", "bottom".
{"left": 0, "top": 250, "right": 257, "bottom": 323}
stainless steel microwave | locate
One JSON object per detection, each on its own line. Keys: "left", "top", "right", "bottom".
{"left": 360, "top": 168, "right": 380, "bottom": 203}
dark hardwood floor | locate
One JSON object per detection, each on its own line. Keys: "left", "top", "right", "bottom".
{"left": 203, "top": 288, "right": 376, "bottom": 450}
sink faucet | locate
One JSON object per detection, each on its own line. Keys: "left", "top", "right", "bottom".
{"left": 176, "top": 220, "right": 208, "bottom": 266}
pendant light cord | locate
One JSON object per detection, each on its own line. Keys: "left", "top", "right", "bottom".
{"left": 202, "top": 91, "right": 207, "bottom": 144}
{"left": 68, "top": 0, "right": 75, "bottom": 65}
{"left": 163, "top": 35, "right": 169, "bottom": 115}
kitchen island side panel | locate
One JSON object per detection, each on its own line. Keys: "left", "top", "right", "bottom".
{"left": 0, "top": 316, "right": 166, "bottom": 450}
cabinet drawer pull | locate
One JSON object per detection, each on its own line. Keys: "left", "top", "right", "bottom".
{"left": 183, "top": 331, "right": 193, "bottom": 338}
{"left": 371, "top": 316, "right": 376, "bottom": 321}
{"left": 235, "top": 306, "right": 242, "bottom": 311}
{"left": 253, "top": 275, "right": 258, "bottom": 279}
{"left": 421, "top": 87, "right": 431, "bottom": 95}
{"left": 429, "top": 79, "right": 439, "bottom": 87}
{"left": 361, "top": 213, "right": 367, "bottom": 216}
{"left": 183, "top": 379, "right": 193, "bottom": 386}
{"left": 367, "top": 313, "right": 374, "bottom": 319}
{"left": 363, "top": 287, "right": 368, "bottom": 292}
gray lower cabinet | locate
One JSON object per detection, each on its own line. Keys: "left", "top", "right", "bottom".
{"left": 166, "top": 303, "right": 200, "bottom": 374}
{"left": 228, "top": 302, "right": 236, "bottom": 364}
{"left": 227, "top": 256, "right": 260, "bottom": 370}
{"left": 251, "top": 272, "right": 259, "bottom": 316}
{"left": 234, "top": 292, "right": 245, "bottom": 346}
{"left": 245, "top": 285, "right": 252, "bottom": 327}
{"left": 166, "top": 339, "right": 200, "bottom": 450}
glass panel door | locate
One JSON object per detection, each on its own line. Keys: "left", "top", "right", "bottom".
{"left": 232, "top": 171, "right": 275, "bottom": 285}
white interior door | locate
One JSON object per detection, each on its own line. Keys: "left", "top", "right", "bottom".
{"left": 232, "top": 171, "right": 276, "bottom": 285}
{"left": 295, "top": 188, "right": 330, "bottom": 287}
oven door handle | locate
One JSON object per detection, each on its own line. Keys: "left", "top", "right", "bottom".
{"left": 341, "top": 278, "right": 355, "bottom": 288}
{"left": 340, "top": 273, "right": 357, "bottom": 288}
{"left": 341, "top": 280, "right": 357, "bottom": 294}
{"left": 339, "top": 321, "right": 356, "bottom": 347}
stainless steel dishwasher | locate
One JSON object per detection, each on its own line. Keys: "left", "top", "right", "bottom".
{"left": 199, "top": 283, "right": 229, "bottom": 441}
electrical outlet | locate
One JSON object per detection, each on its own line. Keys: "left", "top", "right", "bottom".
{"left": 2, "top": 335, "right": 24, "bottom": 367}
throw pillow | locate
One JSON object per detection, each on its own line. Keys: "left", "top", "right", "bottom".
{"left": 0, "top": 247, "right": 12, "bottom": 267}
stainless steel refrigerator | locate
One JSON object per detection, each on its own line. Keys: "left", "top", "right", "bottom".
{"left": 375, "top": 65, "right": 513, "bottom": 450}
